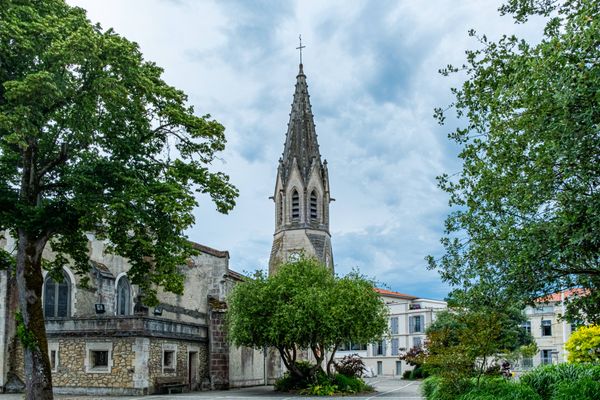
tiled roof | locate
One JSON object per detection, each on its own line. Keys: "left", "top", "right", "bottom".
{"left": 189, "top": 241, "right": 229, "bottom": 259}
{"left": 226, "top": 269, "right": 246, "bottom": 282}
{"left": 536, "top": 288, "right": 588, "bottom": 303}
{"left": 374, "top": 288, "right": 418, "bottom": 300}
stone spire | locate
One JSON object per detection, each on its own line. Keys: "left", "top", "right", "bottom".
{"left": 279, "top": 64, "right": 322, "bottom": 185}
{"left": 269, "top": 63, "right": 333, "bottom": 275}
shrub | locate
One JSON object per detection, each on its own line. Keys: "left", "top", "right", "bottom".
{"left": 422, "top": 376, "right": 441, "bottom": 399}
{"left": 409, "top": 366, "right": 429, "bottom": 379}
{"left": 564, "top": 325, "right": 600, "bottom": 363}
{"left": 458, "top": 380, "right": 541, "bottom": 400}
{"left": 403, "top": 369, "right": 412, "bottom": 379}
{"left": 274, "top": 361, "right": 321, "bottom": 392}
{"left": 333, "top": 374, "right": 371, "bottom": 393}
{"left": 335, "top": 353, "right": 366, "bottom": 378}
{"left": 300, "top": 383, "right": 338, "bottom": 396}
{"left": 551, "top": 377, "right": 600, "bottom": 400}
{"left": 520, "top": 363, "right": 600, "bottom": 400}
{"left": 422, "top": 376, "right": 473, "bottom": 400}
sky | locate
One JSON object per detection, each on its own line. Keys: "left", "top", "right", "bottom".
{"left": 68, "top": 0, "right": 545, "bottom": 300}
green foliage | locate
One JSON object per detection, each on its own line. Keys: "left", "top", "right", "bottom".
{"left": 403, "top": 369, "right": 412, "bottom": 379}
{"left": 0, "top": 0, "right": 237, "bottom": 302}
{"left": 333, "top": 374, "right": 371, "bottom": 394}
{"left": 300, "top": 383, "right": 338, "bottom": 396}
{"left": 552, "top": 377, "right": 600, "bottom": 400}
{"left": 457, "top": 380, "right": 541, "bottom": 400}
{"left": 409, "top": 366, "right": 430, "bottom": 379}
{"left": 423, "top": 307, "right": 534, "bottom": 384}
{"left": 15, "top": 312, "right": 37, "bottom": 350}
{"left": 564, "top": 324, "right": 600, "bottom": 363}
{"left": 520, "top": 363, "right": 600, "bottom": 400}
{"left": 227, "top": 258, "right": 388, "bottom": 379}
{"left": 429, "top": 0, "right": 600, "bottom": 323}
{"left": 424, "top": 364, "right": 600, "bottom": 400}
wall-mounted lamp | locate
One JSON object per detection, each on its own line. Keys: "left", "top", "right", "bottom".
{"left": 95, "top": 303, "right": 106, "bottom": 314}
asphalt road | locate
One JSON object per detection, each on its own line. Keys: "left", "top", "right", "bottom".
{"left": 0, "top": 377, "right": 423, "bottom": 400}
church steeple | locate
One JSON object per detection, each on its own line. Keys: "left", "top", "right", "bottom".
{"left": 279, "top": 64, "right": 322, "bottom": 186}
{"left": 269, "top": 62, "right": 334, "bottom": 275}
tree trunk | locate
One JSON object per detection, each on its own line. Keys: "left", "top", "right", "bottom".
{"left": 16, "top": 230, "right": 53, "bottom": 400}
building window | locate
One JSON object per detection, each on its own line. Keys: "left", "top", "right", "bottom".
{"left": 310, "top": 190, "right": 318, "bottom": 220}
{"left": 85, "top": 342, "right": 113, "bottom": 373}
{"left": 521, "top": 357, "right": 533, "bottom": 369}
{"left": 162, "top": 344, "right": 177, "bottom": 373}
{"left": 396, "top": 361, "right": 402, "bottom": 376}
{"left": 339, "top": 342, "right": 367, "bottom": 351}
{"left": 391, "top": 317, "right": 399, "bottom": 335}
{"left": 542, "top": 320, "right": 552, "bottom": 336}
{"left": 522, "top": 321, "right": 531, "bottom": 334}
{"left": 541, "top": 349, "right": 553, "bottom": 365}
{"left": 375, "top": 340, "right": 386, "bottom": 356}
{"left": 409, "top": 315, "right": 423, "bottom": 333}
{"left": 48, "top": 342, "right": 59, "bottom": 372}
{"left": 413, "top": 336, "right": 423, "bottom": 348}
{"left": 92, "top": 351, "right": 109, "bottom": 368}
{"left": 43, "top": 270, "right": 71, "bottom": 318}
{"left": 391, "top": 338, "right": 399, "bottom": 356}
{"left": 291, "top": 190, "right": 300, "bottom": 220}
{"left": 278, "top": 195, "right": 283, "bottom": 225}
{"left": 116, "top": 276, "right": 131, "bottom": 316}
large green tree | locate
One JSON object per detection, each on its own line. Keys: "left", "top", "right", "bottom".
{"left": 0, "top": 1, "right": 237, "bottom": 398}
{"left": 226, "top": 258, "right": 388, "bottom": 381}
{"left": 428, "top": 0, "right": 600, "bottom": 322}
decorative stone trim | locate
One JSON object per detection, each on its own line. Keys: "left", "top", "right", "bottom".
{"left": 161, "top": 343, "right": 178, "bottom": 374}
{"left": 84, "top": 342, "right": 113, "bottom": 373}
{"left": 48, "top": 341, "right": 59, "bottom": 372}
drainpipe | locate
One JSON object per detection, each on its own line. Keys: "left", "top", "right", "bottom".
{"left": 561, "top": 291, "right": 568, "bottom": 363}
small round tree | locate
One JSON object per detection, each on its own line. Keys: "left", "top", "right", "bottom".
{"left": 226, "top": 258, "right": 388, "bottom": 383}
{"left": 565, "top": 325, "right": 600, "bottom": 363}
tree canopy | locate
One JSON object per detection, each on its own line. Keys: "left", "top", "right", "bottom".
{"left": 0, "top": 1, "right": 237, "bottom": 398}
{"left": 428, "top": 0, "right": 600, "bottom": 322}
{"left": 226, "top": 258, "right": 388, "bottom": 379}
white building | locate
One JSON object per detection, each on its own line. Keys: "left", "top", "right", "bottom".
{"left": 335, "top": 288, "right": 446, "bottom": 377}
{"left": 520, "top": 289, "right": 584, "bottom": 370}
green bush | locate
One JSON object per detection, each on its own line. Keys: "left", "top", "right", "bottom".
{"left": 520, "top": 363, "right": 600, "bottom": 400}
{"left": 300, "top": 383, "right": 338, "bottom": 396}
{"left": 409, "top": 366, "right": 430, "bottom": 379}
{"left": 422, "top": 376, "right": 473, "bottom": 400}
{"left": 274, "top": 361, "right": 321, "bottom": 392}
{"left": 403, "top": 369, "right": 412, "bottom": 379}
{"left": 458, "top": 380, "right": 541, "bottom": 400}
{"left": 551, "top": 377, "right": 600, "bottom": 400}
{"left": 333, "top": 374, "right": 371, "bottom": 393}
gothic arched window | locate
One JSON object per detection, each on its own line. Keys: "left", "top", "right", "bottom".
{"left": 116, "top": 276, "right": 131, "bottom": 316}
{"left": 43, "top": 271, "right": 71, "bottom": 318}
{"left": 291, "top": 190, "right": 300, "bottom": 220}
{"left": 310, "top": 190, "right": 318, "bottom": 220}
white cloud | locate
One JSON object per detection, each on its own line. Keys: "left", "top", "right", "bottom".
{"left": 68, "top": 0, "right": 546, "bottom": 300}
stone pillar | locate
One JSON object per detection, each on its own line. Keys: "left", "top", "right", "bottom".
{"left": 208, "top": 298, "right": 229, "bottom": 390}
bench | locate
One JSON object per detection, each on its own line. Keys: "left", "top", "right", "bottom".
{"left": 155, "top": 376, "right": 187, "bottom": 394}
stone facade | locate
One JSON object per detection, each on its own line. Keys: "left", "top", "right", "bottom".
{"left": 0, "top": 233, "right": 264, "bottom": 394}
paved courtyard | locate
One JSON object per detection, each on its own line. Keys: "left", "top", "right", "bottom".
{"left": 0, "top": 377, "right": 423, "bottom": 400}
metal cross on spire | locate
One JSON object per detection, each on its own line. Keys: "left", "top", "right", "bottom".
{"left": 296, "top": 34, "right": 306, "bottom": 65}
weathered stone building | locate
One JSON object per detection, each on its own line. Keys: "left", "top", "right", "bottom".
{"left": 269, "top": 63, "right": 334, "bottom": 275}
{"left": 0, "top": 234, "right": 264, "bottom": 395}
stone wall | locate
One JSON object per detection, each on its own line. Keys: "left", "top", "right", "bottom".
{"left": 209, "top": 307, "right": 229, "bottom": 389}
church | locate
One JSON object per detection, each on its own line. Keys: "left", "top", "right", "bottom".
{"left": 0, "top": 60, "right": 333, "bottom": 395}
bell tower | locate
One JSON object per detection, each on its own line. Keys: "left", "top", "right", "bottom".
{"left": 268, "top": 62, "right": 334, "bottom": 275}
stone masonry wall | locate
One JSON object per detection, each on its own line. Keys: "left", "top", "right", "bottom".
{"left": 52, "top": 338, "right": 135, "bottom": 388}
{"left": 209, "top": 309, "right": 229, "bottom": 390}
